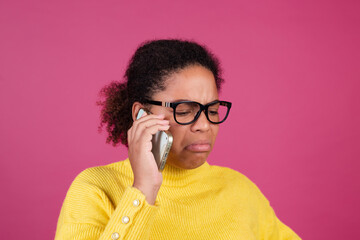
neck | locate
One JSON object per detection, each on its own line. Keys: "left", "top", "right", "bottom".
{"left": 161, "top": 161, "right": 210, "bottom": 186}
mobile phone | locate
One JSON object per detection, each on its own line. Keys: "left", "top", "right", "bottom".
{"left": 136, "top": 109, "right": 173, "bottom": 171}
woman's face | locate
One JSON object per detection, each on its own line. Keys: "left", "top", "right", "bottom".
{"left": 149, "top": 65, "right": 220, "bottom": 169}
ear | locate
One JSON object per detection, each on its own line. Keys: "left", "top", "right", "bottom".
{"left": 131, "top": 102, "right": 145, "bottom": 121}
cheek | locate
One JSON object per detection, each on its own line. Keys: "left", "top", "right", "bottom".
{"left": 209, "top": 125, "right": 220, "bottom": 146}
{"left": 168, "top": 124, "right": 188, "bottom": 151}
{"left": 212, "top": 125, "right": 219, "bottom": 139}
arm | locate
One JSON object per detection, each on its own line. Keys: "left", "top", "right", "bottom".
{"left": 249, "top": 183, "right": 302, "bottom": 240}
{"left": 260, "top": 200, "right": 301, "bottom": 240}
{"left": 55, "top": 172, "right": 159, "bottom": 240}
{"left": 56, "top": 110, "right": 169, "bottom": 239}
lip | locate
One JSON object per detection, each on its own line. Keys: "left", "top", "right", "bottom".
{"left": 185, "top": 140, "right": 212, "bottom": 152}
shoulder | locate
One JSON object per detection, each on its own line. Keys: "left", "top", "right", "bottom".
{"left": 208, "top": 164, "right": 267, "bottom": 201}
{"left": 58, "top": 160, "right": 133, "bottom": 226}
{"left": 208, "top": 164, "right": 257, "bottom": 187}
{"left": 208, "top": 165, "right": 301, "bottom": 239}
{"left": 74, "top": 158, "right": 132, "bottom": 184}
{"left": 61, "top": 159, "right": 132, "bottom": 214}
{"left": 66, "top": 159, "right": 133, "bottom": 202}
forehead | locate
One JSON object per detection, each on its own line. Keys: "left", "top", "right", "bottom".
{"left": 153, "top": 65, "right": 218, "bottom": 104}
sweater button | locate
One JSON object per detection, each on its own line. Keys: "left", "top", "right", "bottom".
{"left": 122, "top": 216, "right": 130, "bottom": 224}
{"left": 133, "top": 199, "right": 140, "bottom": 207}
{"left": 111, "top": 232, "right": 120, "bottom": 239}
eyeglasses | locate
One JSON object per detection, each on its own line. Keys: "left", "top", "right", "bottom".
{"left": 144, "top": 99, "right": 232, "bottom": 125}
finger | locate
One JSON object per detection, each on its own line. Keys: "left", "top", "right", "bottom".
{"left": 129, "top": 113, "right": 165, "bottom": 141}
{"left": 135, "top": 124, "right": 170, "bottom": 143}
{"left": 135, "top": 113, "right": 165, "bottom": 124}
{"left": 132, "top": 117, "right": 169, "bottom": 136}
{"left": 129, "top": 117, "right": 169, "bottom": 143}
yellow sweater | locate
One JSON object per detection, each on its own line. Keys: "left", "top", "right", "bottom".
{"left": 55, "top": 159, "right": 301, "bottom": 240}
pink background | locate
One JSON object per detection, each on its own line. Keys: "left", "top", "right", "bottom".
{"left": 0, "top": 0, "right": 359, "bottom": 239}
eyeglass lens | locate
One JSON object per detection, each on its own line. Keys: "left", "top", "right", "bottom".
{"left": 174, "top": 102, "right": 228, "bottom": 124}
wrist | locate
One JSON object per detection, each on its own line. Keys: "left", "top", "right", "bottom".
{"left": 133, "top": 182, "right": 160, "bottom": 205}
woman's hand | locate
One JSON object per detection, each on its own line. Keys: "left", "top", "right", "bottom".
{"left": 127, "top": 112, "right": 170, "bottom": 205}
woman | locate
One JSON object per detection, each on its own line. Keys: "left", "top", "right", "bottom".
{"left": 55, "top": 39, "right": 301, "bottom": 239}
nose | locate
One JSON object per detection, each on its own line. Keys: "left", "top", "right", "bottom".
{"left": 190, "top": 110, "right": 210, "bottom": 132}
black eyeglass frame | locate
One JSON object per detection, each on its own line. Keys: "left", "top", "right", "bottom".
{"left": 143, "top": 99, "right": 232, "bottom": 125}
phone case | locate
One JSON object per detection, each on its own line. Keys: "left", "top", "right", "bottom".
{"left": 136, "top": 109, "right": 173, "bottom": 171}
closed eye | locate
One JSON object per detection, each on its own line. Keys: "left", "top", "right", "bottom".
{"left": 175, "top": 111, "right": 192, "bottom": 116}
{"left": 208, "top": 110, "right": 219, "bottom": 116}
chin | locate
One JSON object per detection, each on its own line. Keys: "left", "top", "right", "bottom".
{"left": 167, "top": 151, "right": 209, "bottom": 169}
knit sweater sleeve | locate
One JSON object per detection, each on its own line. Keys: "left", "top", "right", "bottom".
{"left": 259, "top": 198, "right": 301, "bottom": 240}
{"left": 55, "top": 168, "right": 159, "bottom": 240}
{"left": 248, "top": 180, "right": 301, "bottom": 240}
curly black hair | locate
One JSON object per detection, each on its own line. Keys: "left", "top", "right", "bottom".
{"left": 97, "top": 39, "right": 224, "bottom": 147}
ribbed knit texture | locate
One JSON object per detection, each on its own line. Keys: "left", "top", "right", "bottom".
{"left": 55, "top": 159, "right": 301, "bottom": 240}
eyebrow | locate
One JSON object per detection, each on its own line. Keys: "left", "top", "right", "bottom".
{"left": 170, "top": 99, "right": 219, "bottom": 103}
{"left": 171, "top": 99, "right": 189, "bottom": 102}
